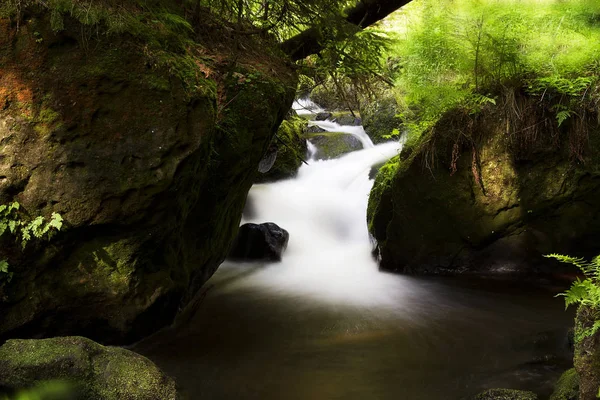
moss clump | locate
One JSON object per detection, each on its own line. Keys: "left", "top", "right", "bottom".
{"left": 470, "top": 389, "right": 538, "bottom": 400}
{"left": 0, "top": 337, "right": 179, "bottom": 400}
{"left": 549, "top": 368, "right": 579, "bottom": 400}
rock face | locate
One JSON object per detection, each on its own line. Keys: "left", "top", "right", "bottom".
{"left": 0, "top": 336, "right": 179, "bottom": 400}
{"left": 0, "top": 10, "right": 296, "bottom": 343}
{"left": 368, "top": 98, "right": 600, "bottom": 276}
{"left": 228, "top": 222, "right": 289, "bottom": 262}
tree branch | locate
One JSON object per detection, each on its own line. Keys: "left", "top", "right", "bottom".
{"left": 281, "top": 0, "right": 413, "bottom": 61}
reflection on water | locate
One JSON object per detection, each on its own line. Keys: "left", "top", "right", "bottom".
{"left": 135, "top": 137, "right": 573, "bottom": 400}
{"left": 135, "top": 272, "right": 572, "bottom": 400}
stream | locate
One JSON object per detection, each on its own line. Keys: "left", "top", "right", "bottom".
{"left": 134, "top": 103, "right": 574, "bottom": 400}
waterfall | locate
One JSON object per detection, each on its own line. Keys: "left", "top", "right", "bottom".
{"left": 292, "top": 98, "right": 325, "bottom": 116}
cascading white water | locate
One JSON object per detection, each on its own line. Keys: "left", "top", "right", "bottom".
{"left": 136, "top": 115, "right": 573, "bottom": 400}
{"left": 292, "top": 98, "right": 325, "bottom": 115}
{"left": 308, "top": 120, "right": 374, "bottom": 149}
{"left": 220, "top": 139, "right": 414, "bottom": 308}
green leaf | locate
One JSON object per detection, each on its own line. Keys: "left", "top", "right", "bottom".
{"left": 0, "top": 259, "right": 8, "bottom": 274}
{"left": 8, "top": 220, "right": 17, "bottom": 233}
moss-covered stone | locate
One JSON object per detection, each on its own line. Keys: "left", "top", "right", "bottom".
{"left": 470, "top": 389, "right": 538, "bottom": 400}
{"left": 0, "top": 337, "right": 179, "bottom": 400}
{"left": 574, "top": 306, "right": 600, "bottom": 400}
{"left": 367, "top": 95, "right": 600, "bottom": 276}
{"left": 256, "top": 116, "right": 308, "bottom": 182}
{"left": 0, "top": 5, "right": 296, "bottom": 344}
{"left": 307, "top": 132, "right": 363, "bottom": 160}
{"left": 549, "top": 368, "right": 579, "bottom": 400}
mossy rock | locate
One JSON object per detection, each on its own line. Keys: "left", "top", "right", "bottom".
{"left": 307, "top": 132, "right": 363, "bottom": 160}
{"left": 0, "top": 6, "right": 296, "bottom": 344}
{"left": 0, "top": 337, "right": 180, "bottom": 400}
{"left": 470, "top": 389, "right": 538, "bottom": 400}
{"left": 256, "top": 116, "right": 308, "bottom": 182}
{"left": 549, "top": 368, "right": 579, "bottom": 400}
{"left": 574, "top": 306, "right": 600, "bottom": 400}
{"left": 367, "top": 94, "right": 600, "bottom": 276}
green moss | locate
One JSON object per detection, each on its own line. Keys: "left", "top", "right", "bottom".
{"left": 549, "top": 368, "right": 579, "bottom": 400}
{"left": 257, "top": 116, "right": 308, "bottom": 182}
{"left": 0, "top": 337, "right": 179, "bottom": 400}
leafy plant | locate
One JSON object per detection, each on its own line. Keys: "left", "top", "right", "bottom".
{"left": 0, "top": 202, "right": 63, "bottom": 283}
{"left": 546, "top": 253, "right": 600, "bottom": 340}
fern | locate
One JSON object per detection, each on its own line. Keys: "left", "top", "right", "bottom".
{"left": 0, "top": 202, "right": 63, "bottom": 282}
{"left": 546, "top": 253, "right": 600, "bottom": 339}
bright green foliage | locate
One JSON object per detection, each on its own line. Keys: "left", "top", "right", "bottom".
{"left": 547, "top": 253, "right": 600, "bottom": 340}
{"left": 382, "top": 0, "right": 600, "bottom": 139}
{"left": 0, "top": 202, "right": 63, "bottom": 282}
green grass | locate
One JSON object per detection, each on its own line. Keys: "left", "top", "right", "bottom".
{"left": 380, "top": 0, "right": 600, "bottom": 140}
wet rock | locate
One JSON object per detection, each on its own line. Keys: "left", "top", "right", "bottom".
{"left": 315, "top": 112, "right": 333, "bottom": 121}
{"left": 333, "top": 113, "right": 361, "bottom": 126}
{"left": 470, "top": 388, "right": 538, "bottom": 400}
{"left": 549, "top": 369, "right": 579, "bottom": 400}
{"left": 309, "top": 133, "right": 362, "bottom": 160}
{"left": 229, "top": 223, "right": 289, "bottom": 262}
{"left": 0, "top": 337, "right": 180, "bottom": 400}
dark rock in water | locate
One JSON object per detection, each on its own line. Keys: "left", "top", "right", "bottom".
{"left": 315, "top": 112, "right": 333, "bottom": 121}
{"left": 229, "top": 223, "right": 289, "bottom": 262}
{"left": 306, "top": 124, "right": 326, "bottom": 133}
{"left": 258, "top": 148, "right": 278, "bottom": 173}
{"left": 469, "top": 388, "right": 538, "bottom": 400}
{"left": 549, "top": 369, "right": 579, "bottom": 400}
{"left": 0, "top": 337, "right": 180, "bottom": 400}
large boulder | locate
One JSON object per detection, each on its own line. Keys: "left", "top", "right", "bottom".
{"left": 368, "top": 95, "right": 600, "bottom": 276}
{"left": 0, "top": 336, "right": 179, "bottom": 400}
{"left": 228, "top": 222, "right": 289, "bottom": 262}
{"left": 0, "top": 6, "right": 296, "bottom": 343}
